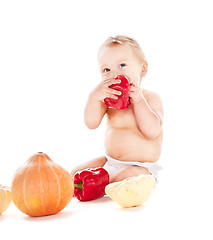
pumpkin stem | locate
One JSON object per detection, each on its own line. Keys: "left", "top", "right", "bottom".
{"left": 74, "top": 181, "right": 83, "bottom": 190}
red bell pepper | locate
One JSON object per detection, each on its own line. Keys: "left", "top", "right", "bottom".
{"left": 74, "top": 167, "right": 109, "bottom": 201}
{"left": 104, "top": 75, "right": 131, "bottom": 110}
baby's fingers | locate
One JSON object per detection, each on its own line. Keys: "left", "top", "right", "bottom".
{"left": 103, "top": 79, "right": 121, "bottom": 86}
{"left": 129, "top": 84, "right": 138, "bottom": 91}
{"left": 106, "top": 88, "right": 122, "bottom": 96}
{"left": 105, "top": 94, "right": 119, "bottom": 100}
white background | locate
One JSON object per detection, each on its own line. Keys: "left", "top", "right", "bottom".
{"left": 0, "top": 0, "right": 212, "bottom": 239}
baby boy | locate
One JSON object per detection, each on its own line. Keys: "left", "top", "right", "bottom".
{"left": 71, "top": 35, "right": 163, "bottom": 183}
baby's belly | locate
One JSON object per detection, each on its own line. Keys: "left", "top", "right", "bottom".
{"left": 104, "top": 127, "right": 162, "bottom": 162}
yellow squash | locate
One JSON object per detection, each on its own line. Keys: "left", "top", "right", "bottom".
{"left": 105, "top": 174, "right": 155, "bottom": 208}
{"left": 0, "top": 185, "right": 12, "bottom": 214}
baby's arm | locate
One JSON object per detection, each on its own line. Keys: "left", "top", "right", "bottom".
{"left": 130, "top": 86, "right": 163, "bottom": 139}
{"left": 84, "top": 93, "right": 107, "bottom": 129}
{"left": 84, "top": 78, "right": 121, "bottom": 129}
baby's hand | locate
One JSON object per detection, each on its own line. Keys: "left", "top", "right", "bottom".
{"left": 92, "top": 78, "right": 122, "bottom": 102}
{"left": 129, "top": 83, "right": 143, "bottom": 104}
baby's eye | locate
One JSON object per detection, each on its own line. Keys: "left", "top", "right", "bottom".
{"left": 120, "top": 63, "right": 126, "bottom": 68}
{"left": 104, "top": 68, "right": 110, "bottom": 73}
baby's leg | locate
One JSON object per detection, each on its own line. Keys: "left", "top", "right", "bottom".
{"left": 110, "top": 166, "right": 151, "bottom": 183}
{"left": 71, "top": 156, "right": 107, "bottom": 177}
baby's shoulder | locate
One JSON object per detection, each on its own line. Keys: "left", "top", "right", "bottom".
{"left": 142, "top": 89, "right": 163, "bottom": 118}
{"left": 142, "top": 89, "right": 161, "bottom": 101}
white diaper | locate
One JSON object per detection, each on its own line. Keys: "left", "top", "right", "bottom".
{"left": 103, "top": 155, "right": 162, "bottom": 182}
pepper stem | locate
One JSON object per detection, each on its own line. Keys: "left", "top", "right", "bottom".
{"left": 74, "top": 181, "right": 83, "bottom": 190}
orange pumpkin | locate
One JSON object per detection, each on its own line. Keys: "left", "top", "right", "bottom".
{"left": 0, "top": 185, "right": 12, "bottom": 214}
{"left": 11, "top": 152, "right": 74, "bottom": 217}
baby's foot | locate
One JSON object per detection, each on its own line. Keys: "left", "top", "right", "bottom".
{"left": 105, "top": 174, "right": 155, "bottom": 208}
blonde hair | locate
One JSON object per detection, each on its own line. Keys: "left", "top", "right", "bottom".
{"left": 98, "top": 35, "right": 147, "bottom": 64}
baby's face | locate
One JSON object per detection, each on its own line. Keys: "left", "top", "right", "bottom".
{"left": 98, "top": 43, "right": 143, "bottom": 85}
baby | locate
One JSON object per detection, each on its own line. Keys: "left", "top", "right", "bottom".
{"left": 71, "top": 35, "right": 163, "bottom": 183}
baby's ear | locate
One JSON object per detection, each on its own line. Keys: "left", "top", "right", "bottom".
{"left": 141, "top": 60, "right": 148, "bottom": 77}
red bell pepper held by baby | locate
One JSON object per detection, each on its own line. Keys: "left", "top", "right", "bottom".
{"left": 104, "top": 75, "right": 131, "bottom": 110}
{"left": 74, "top": 167, "right": 109, "bottom": 201}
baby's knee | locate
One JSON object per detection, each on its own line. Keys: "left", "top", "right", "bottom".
{"left": 110, "top": 166, "right": 150, "bottom": 183}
